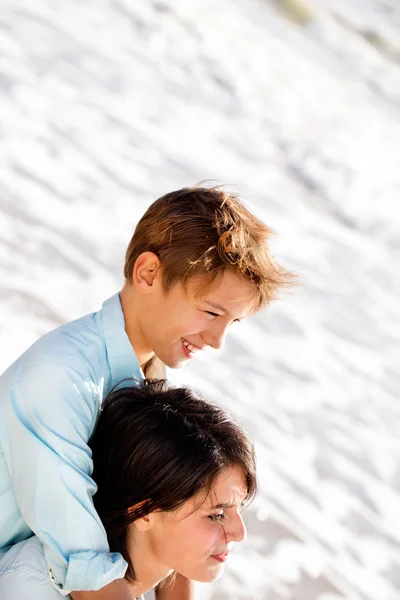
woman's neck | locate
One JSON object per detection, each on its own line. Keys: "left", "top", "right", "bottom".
{"left": 128, "top": 560, "right": 172, "bottom": 598}
{"left": 126, "top": 526, "right": 173, "bottom": 597}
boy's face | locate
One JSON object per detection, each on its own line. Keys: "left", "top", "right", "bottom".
{"left": 138, "top": 268, "right": 258, "bottom": 369}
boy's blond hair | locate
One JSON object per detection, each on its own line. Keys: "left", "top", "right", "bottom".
{"left": 124, "top": 186, "right": 294, "bottom": 309}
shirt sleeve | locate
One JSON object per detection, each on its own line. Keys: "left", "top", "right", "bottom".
{"left": 4, "top": 361, "right": 128, "bottom": 592}
{"left": 0, "top": 537, "right": 69, "bottom": 600}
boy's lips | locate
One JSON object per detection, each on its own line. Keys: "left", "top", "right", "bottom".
{"left": 181, "top": 338, "right": 202, "bottom": 358}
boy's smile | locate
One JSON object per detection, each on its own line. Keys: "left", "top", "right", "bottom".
{"left": 181, "top": 338, "right": 203, "bottom": 358}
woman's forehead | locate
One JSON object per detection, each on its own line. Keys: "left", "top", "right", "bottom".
{"left": 188, "top": 467, "right": 248, "bottom": 513}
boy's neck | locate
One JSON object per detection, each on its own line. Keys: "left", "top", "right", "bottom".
{"left": 119, "top": 285, "right": 166, "bottom": 378}
{"left": 120, "top": 284, "right": 152, "bottom": 363}
{"left": 142, "top": 355, "right": 166, "bottom": 378}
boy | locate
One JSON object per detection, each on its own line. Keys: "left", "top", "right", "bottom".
{"left": 0, "top": 185, "right": 293, "bottom": 600}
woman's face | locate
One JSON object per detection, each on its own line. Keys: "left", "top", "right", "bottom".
{"left": 131, "top": 465, "right": 249, "bottom": 583}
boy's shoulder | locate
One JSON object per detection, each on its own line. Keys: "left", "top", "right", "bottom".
{"left": 4, "top": 307, "right": 107, "bottom": 384}
{"left": 36, "top": 309, "right": 103, "bottom": 367}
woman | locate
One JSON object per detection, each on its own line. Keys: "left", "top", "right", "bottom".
{"left": 0, "top": 380, "right": 257, "bottom": 599}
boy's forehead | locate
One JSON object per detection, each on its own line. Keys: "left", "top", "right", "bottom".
{"left": 187, "top": 272, "right": 259, "bottom": 314}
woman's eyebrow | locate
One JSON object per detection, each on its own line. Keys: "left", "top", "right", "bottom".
{"left": 209, "top": 500, "right": 246, "bottom": 510}
{"left": 212, "top": 502, "right": 233, "bottom": 509}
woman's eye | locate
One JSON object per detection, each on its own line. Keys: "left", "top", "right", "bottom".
{"left": 209, "top": 513, "right": 224, "bottom": 522}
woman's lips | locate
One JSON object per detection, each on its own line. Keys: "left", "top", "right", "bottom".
{"left": 210, "top": 552, "right": 229, "bottom": 563}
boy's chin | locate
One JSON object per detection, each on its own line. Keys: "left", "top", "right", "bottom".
{"left": 167, "top": 357, "right": 189, "bottom": 369}
{"left": 156, "top": 350, "right": 189, "bottom": 370}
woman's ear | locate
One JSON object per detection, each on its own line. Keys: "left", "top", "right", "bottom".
{"left": 132, "top": 252, "right": 161, "bottom": 294}
{"left": 128, "top": 502, "right": 158, "bottom": 532}
{"left": 132, "top": 513, "right": 152, "bottom": 532}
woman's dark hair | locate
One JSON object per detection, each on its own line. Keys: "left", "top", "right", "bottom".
{"left": 89, "top": 379, "right": 257, "bottom": 581}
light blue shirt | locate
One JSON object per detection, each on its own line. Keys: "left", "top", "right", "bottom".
{"left": 0, "top": 294, "right": 145, "bottom": 593}
{"left": 0, "top": 537, "right": 144, "bottom": 600}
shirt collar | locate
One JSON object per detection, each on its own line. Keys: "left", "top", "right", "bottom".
{"left": 101, "top": 293, "right": 144, "bottom": 387}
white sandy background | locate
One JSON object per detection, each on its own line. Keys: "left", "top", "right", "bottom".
{"left": 1, "top": 1, "right": 400, "bottom": 599}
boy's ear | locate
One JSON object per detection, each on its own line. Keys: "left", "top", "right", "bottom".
{"left": 132, "top": 252, "right": 161, "bottom": 293}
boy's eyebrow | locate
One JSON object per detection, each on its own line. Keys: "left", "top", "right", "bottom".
{"left": 204, "top": 300, "right": 249, "bottom": 320}
{"left": 204, "top": 301, "right": 227, "bottom": 314}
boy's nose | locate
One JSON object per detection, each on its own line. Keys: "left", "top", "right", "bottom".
{"left": 205, "top": 322, "right": 230, "bottom": 350}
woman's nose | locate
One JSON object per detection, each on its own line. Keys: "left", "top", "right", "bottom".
{"left": 225, "top": 514, "right": 247, "bottom": 544}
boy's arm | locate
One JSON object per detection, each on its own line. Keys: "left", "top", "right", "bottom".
{"left": 70, "top": 579, "right": 135, "bottom": 600}
{"left": 69, "top": 573, "right": 195, "bottom": 600}
{"left": 155, "top": 573, "right": 195, "bottom": 600}
{"left": 4, "top": 362, "right": 127, "bottom": 593}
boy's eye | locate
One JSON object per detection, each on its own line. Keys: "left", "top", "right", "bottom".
{"left": 209, "top": 513, "right": 225, "bottom": 522}
{"left": 205, "top": 311, "right": 242, "bottom": 324}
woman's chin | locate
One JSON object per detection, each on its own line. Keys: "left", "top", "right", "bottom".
{"left": 188, "top": 563, "right": 226, "bottom": 583}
